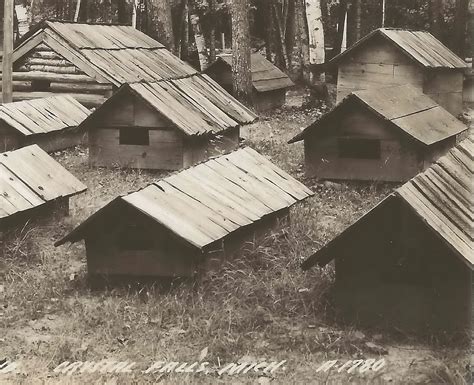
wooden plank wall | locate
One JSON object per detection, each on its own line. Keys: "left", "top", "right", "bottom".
{"left": 253, "top": 89, "right": 286, "bottom": 111}
{"left": 88, "top": 94, "right": 184, "bottom": 170}
{"left": 23, "top": 130, "right": 87, "bottom": 153}
{"left": 0, "top": 123, "right": 21, "bottom": 152}
{"left": 1, "top": 43, "right": 112, "bottom": 108}
{"left": 85, "top": 207, "right": 199, "bottom": 277}
{"left": 304, "top": 108, "right": 423, "bottom": 182}
{"left": 423, "top": 70, "right": 464, "bottom": 115}
{"left": 336, "top": 38, "right": 423, "bottom": 102}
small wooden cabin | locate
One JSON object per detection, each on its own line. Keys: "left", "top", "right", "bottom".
{"left": 329, "top": 28, "right": 467, "bottom": 116}
{"left": 81, "top": 79, "right": 256, "bottom": 170}
{"left": 0, "top": 20, "right": 208, "bottom": 108}
{"left": 0, "top": 95, "right": 90, "bottom": 152}
{"left": 289, "top": 85, "right": 467, "bottom": 182}
{"left": 55, "top": 147, "right": 313, "bottom": 279}
{"left": 205, "top": 53, "right": 294, "bottom": 111}
{"left": 0, "top": 144, "right": 87, "bottom": 231}
{"left": 301, "top": 137, "right": 473, "bottom": 338}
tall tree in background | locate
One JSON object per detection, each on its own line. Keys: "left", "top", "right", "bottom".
{"left": 152, "top": 0, "right": 176, "bottom": 53}
{"left": 452, "top": 0, "right": 468, "bottom": 57}
{"left": 117, "top": 0, "right": 128, "bottom": 24}
{"left": 294, "top": 0, "right": 310, "bottom": 82}
{"left": 189, "top": 0, "right": 208, "bottom": 70}
{"left": 429, "top": 0, "right": 443, "bottom": 38}
{"left": 231, "top": 0, "right": 253, "bottom": 106}
{"left": 306, "top": 0, "right": 325, "bottom": 80}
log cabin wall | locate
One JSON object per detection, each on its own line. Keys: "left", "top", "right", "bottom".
{"left": 6, "top": 43, "right": 112, "bottom": 108}
{"left": 304, "top": 107, "right": 423, "bottom": 182}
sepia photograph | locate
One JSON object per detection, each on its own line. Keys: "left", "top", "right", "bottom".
{"left": 0, "top": 0, "right": 472, "bottom": 383}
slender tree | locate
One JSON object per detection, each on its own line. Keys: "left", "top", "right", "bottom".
{"left": 117, "top": 0, "right": 128, "bottom": 24}
{"left": 152, "top": 0, "right": 176, "bottom": 54}
{"left": 189, "top": 0, "right": 208, "bottom": 70}
{"left": 452, "top": 0, "right": 469, "bottom": 57}
{"left": 231, "top": 0, "right": 253, "bottom": 106}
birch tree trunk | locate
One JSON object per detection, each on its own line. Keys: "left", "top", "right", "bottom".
{"left": 231, "top": 0, "right": 253, "bottom": 106}
{"left": 152, "top": 0, "right": 176, "bottom": 54}
{"left": 189, "top": 1, "right": 208, "bottom": 70}
{"left": 306, "top": 0, "right": 325, "bottom": 81}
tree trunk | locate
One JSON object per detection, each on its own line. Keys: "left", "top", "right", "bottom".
{"left": 208, "top": 0, "right": 216, "bottom": 63}
{"left": 117, "top": 0, "right": 128, "bottom": 24}
{"left": 306, "top": 0, "right": 325, "bottom": 65}
{"left": 272, "top": 2, "right": 290, "bottom": 70}
{"left": 333, "top": 0, "right": 347, "bottom": 56}
{"left": 295, "top": 0, "right": 311, "bottom": 82}
{"left": 262, "top": 0, "right": 274, "bottom": 62}
{"left": 189, "top": 1, "right": 208, "bottom": 70}
{"left": 179, "top": 0, "right": 190, "bottom": 60}
{"left": 151, "top": 0, "right": 176, "bottom": 54}
{"left": 132, "top": 0, "right": 139, "bottom": 28}
{"left": 74, "top": 0, "right": 81, "bottom": 22}
{"left": 354, "top": 0, "right": 361, "bottom": 42}
{"left": 78, "top": 0, "right": 89, "bottom": 22}
{"left": 231, "top": 0, "right": 253, "bottom": 106}
{"left": 452, "top": 0, "right": 468, "bottom": 57}
{"left": 429, "top": 0, "right": 443, "bottom": 39}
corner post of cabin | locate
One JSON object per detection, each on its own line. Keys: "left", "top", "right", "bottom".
{"left": 2, "top": 0, "right": 14, "bottom": 103}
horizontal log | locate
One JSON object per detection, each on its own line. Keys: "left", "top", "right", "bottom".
{"left": 11, "top": 91, "right": 106, "bottom": 108}
{"left": 31, "top": 51, "right": 62, "bottom": 60}
{"left": 50, "top": 82, "right": 113, "bottom": 94}
{"left": 19, "top": 64, "right": 82, "bottom": 74}
{"left": 26, "top": 57, "right": 72, "bottom": 67}
{"left": 0, "top": 80, "right": 31, "bottom": 91}
{"left": 10, "top": 71, "right": 101, "bottom": 84}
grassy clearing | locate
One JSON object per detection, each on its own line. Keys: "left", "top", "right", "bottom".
{"left": 0, "top": 94, "right": 470, "bottom": 384}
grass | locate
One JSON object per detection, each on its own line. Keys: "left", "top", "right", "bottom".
{"left": 0, "top": 91, "right": 470, "bottom": 384}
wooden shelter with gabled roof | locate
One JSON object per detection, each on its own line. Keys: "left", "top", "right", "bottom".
{"left": 55, "top": 147, "right": 313, "bottom": 279}
{"left": 301, "top": 136, "right": 473, "bottom": 337}
{"left": 329, "top": 28, "right": 468, "bottom": 116}
{"left": 0, "top": 144, "right": 87, "bottom": 231}
{"left": 80, "top": 78, "right": 256, "bottom": 170}
{"left": 0, "top": 95, "right": 90, "bottom": 152}
{"left": 289, "top": 84, "right": 467, "bottom": 182}
{"left": 0, "top": 20, "right": 209, "bottom": 108}
{"left": 205, "top": 53, "right": 294, "bottom": 111}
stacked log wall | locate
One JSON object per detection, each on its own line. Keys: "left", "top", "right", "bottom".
{"left": 1, "top": 43, "right": 112, "bottom": 108}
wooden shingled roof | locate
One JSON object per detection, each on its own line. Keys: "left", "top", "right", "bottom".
{"left": 55, "top": 147, "right": 313, "bottom": 249}
{"left": 13, "top": 20, "right": 198, "bottom": 85}
{"left": 0, "top": 95, "right": 90, "bottom": 136}
{"left": 0, "top": 145, "right": 87, "bottom": 221}
{"left": 208, "top": 53, "right": 294, "bottom": 92}
{"left": 329, "top": 28, "right": 467, "bottom": 69}
{"left": 289, "top": 85, "right": 467, "bottom": 145}
{"left": 302, "top": 136, "right": 474, "bottom": 270}
{"left": 82, "top": 75, "right": 257, "bottom": 136}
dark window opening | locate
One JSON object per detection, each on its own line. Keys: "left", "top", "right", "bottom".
{"left": 31, "top": 80, "right": 51, "bottom": 91}
{"left": 338, "top": 137, "right": 381, "bottom": 159}
{"left": 119, "top": 127, "right": 150, "bottom": 146}
{"left": 118, "top": 224, "right": 154, "bottom": 251}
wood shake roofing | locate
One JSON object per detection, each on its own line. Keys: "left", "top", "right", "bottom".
{"left": 302, "top": 136, "right": 474, "bottom": 270}
{"left": 0, "top": 145, "right": 86, "bottom": 219}
{"left": 55, "top": 147, "right": 313, "bottom": 249}
{"left": 330, "top": 28, "right": 467, "bottom": 69}
{"left": 0, "top": 95, "right": 90, "bottom": 136}
{"left": 289, "top": 85, "right": 467, "bottom": 145}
